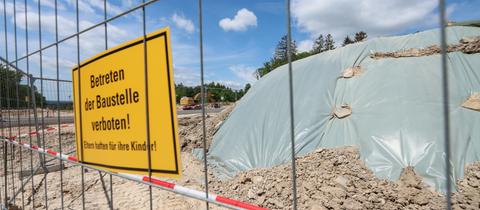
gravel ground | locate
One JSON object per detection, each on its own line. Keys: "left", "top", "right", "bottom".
{"left": 211, "top": 147, "right": 480, "bottom": 210}
{"left": 178, "top": 105, "right": 234, "bottom": 152}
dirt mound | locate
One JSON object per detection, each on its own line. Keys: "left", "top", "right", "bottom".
{"left": 371, "top": 36, "right": 480, "bottom": 59}
{"left": 211, "top": 147, "right": 480, "bottom": 210}
{"left": 452, "top": 162, "right": 480, "bottom": 208}
{"left": 178, "top": 105, "right": 234, "bottom": 152}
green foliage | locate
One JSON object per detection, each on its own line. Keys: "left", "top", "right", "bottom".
{"left": 342, "top": 35, "right": 355, "bottom": 46}
{"left": 0, "top": 64, "right": 45, "bottom": 108}
{"left": 244, "top": 83, "right": 251, "bottom": 93}
{"left": 354, "top": 31, "right": 368, "bottom": 42}
{"left": 256, "top": 57, "right": 289, "bottom": 78}
{"left": 255, "top": 31, "right": 366, "bottom": 78}
{"left": 343, "top": 31, "right": 368, "bottom": 46}
{"left": 175, "top": 82, "right": 250, "bottom": 103}
{"left": 256, "top": 33, "right": 338, "bottom": 78}
{"left": 312, "top": 34, "right": 325, "bottom": 53}
{"left": 325, "top": 34, "right": 335, "bottom": 50}
{"left": 295, "top": 51, "right": 313, "bottom": 60}
{"left": 256, "top": 35, "right": 299, "bottom": 77}
{"left": 274, "top": 35, "right": 297, "bottom": 61}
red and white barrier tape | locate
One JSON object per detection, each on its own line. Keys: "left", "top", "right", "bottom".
{"left": 0, "top": 135, "right": 267, "bottom": 210}
{"left": 122, "top": 173, "right": 267, "bottom": 210}
{"left": 1, "top": 137, "right": 78, "bottom": 162}
{"left": 2, "top": 124, "right": 74, "bottom": 139}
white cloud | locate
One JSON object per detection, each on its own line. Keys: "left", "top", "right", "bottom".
{"left": 3, "top": 0, "right": 132, "bottom": 80}
{"left": 1, "top": 2, "right": 13, "bottom": 16}
{"left": 13, "top": 7, "right": 127, "bottom": 57}
{"left": 173, "top": 66, "right": 200, "bottom": 86}
{"left": 173, "top": 65, "right": 252, "bottom": 90}
{"left": 172, "top": 13, "right": 195, "bottom": 34}
{"left": 16, "top": 11, "right": 75, "bottom": 38}
{"left": 229, "top": 65, "right": 257, "bottom": 84}
{"left": 120, "top": 0, "right": 137, "bottom": 8}
{"left": 34, "top": 0, "right": 66, "bottom": 10}
{"left": 31, "top": 53, "right": 76, "bottom": 73}
{"left": 65, "top": 0, "right": 95, "bottom": 14}
{"left": 72, "top": 0, "right": 125, "bottom": 16}
{"left": 208, "top": 80, "right": 244, "bottom": 90}
{"left": 292, "top": 0, "right": 439, "bottom": 42}
{"left": 219, "top": 8, "right": 257, "bottom": 32}
{"left": 171, "top": 42, "right": 199, "bottom": 67}
{"left": 297, "top": 39, "right": 314, "bottom": 53}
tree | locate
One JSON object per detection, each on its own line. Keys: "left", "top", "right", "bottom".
{"left": 175, "top": 83, "right": 194, "bottom": 103}
{"left": 325, "top": 34, "right": 335, "bottom": 50}
{"left": 342, "top": 36, "right": 355, "bottom": 46}
{"left": 256, "top": 35, "right": 299, "bottom": 78}
{"left": 175, "top": 82, "right": 246, "bottom": 103}
{"left": 0, "top": 64, "right": 45, "bottom": 108}
{"left": 274, "top": 35, "right": 297, "bottom": 61}
{"left": 354, "top": 31, "right": 367, "bottom": 42}
{"left": 256, "top": 34, "right": 335, "bottom": 78}
{"left": 256, "top": 60, "right": 274, "bottom": 78}
{"left": 295, "top": 51, "right": 313, "bottom": 60}
{"left": 312, "top": 34, "right": 325, "bottom": 53}
{"left": 244, "top": 83, "right": 251, "bottom": 93}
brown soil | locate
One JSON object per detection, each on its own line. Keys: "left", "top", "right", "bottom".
{"left": 211, "top": 147, "right": 480, "bottom": 210}
{"left": 178, "top": 105, "right": 235, "bottom": 152}
{"left": 462, "top": 93, "right": 480, "bottom": 111}
{"left": 371, "top": 36, "right": 480, "bottom": 59}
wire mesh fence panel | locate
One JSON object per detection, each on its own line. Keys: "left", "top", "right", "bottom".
{"left": 0, "top": 0, "right": 264, "bottom": 209}
{"left": 1, "top": 0, "right": 471, "bottom": 209}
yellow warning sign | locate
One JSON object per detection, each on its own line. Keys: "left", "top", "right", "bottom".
{"left": 72, "top": 28, "right": 181, "bottom": 178}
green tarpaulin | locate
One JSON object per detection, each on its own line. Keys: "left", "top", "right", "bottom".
{"left": 205, "top": 26, "right": 480, "bottom": 193}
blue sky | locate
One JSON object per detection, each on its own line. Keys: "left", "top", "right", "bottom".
{"left": 1, "top": 0, "right": 480, "bottom": 98}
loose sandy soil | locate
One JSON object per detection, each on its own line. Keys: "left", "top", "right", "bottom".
{"left": 1, "top": 105, "right": 479, "bottom": 209}
{"left": 211, "top": 147, "right": 480, "bottom": 210}
{"left": 370, "top": 36, "right": 480, "bottom": 59}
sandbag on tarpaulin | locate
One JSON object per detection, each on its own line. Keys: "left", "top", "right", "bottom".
{"left": 206, "top": 26, "right": 480, "bottom": 193}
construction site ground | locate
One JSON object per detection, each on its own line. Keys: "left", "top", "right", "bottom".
{"left": 1, "top": 105, "right": 479, "bottom": 210}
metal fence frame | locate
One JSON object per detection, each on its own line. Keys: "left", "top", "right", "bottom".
{"left": 0, "top": 0, "right": 452, "bottom": 209}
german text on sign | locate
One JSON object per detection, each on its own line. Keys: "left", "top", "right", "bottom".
{"left": 72, "top": 28, "right": 181, "bottom": 178}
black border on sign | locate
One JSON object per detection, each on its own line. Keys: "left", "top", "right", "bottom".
{"left": 73, "top": 31, "right": 179, "bottom": 175}
{"left": 163, "top": 34, "right": 180, "bottom": 172}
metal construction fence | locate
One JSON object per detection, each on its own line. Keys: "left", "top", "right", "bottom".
{"left": 0, "top": 0, "right": 454, "bottom": 209}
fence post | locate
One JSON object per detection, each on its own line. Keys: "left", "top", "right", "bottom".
{"left": 438, "top": 0, "right": 452, "bottom": 209}
{"left": 29, "top": 77, "right": 47, "bottom": 171}
{"left": 12, "top": 0, "right": 26, "bottom": 207}
{"left": 197, "top": 0, "right": 211, "bottom": 209}
{"left": 36, "top": 1, "right": 50, "bottom": 207}
{"left": 73, "top": 0, "right": 87, "bottom": 209}
{"left": 140, "top": 1, "right": 154, "bottom": 209}
{"left": 2, "top": 0, "right": 9, "bottom": 206}
{"left": 53, "top": 0, "right": 66, "bottom": 209}
{"left": 3, "top": 141, "right": 6, "bottom": 208}
{"left": 103, "top": 1, "right": 114, "bottom": 208}
{"left": 285, "top": 0, "right": 298, "bottom": 209}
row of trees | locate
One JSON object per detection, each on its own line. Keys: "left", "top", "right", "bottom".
{"left": 256, "top": 31, "right": 368, "bottom": 78}
{"left": 342, "top": 31, "right": 368, "bottom": 46}
{"left": 175, "top": 82, "right": 251, "bottom": 103}
{"left": 0, "top": 64, "right": 45, "bottom": 109}
{"left": 1, "top": 31, "right": 367, "bottom": 108}
{"left": 3, "top": 63, "right": 247, "bottom": 109}
{"left": 311, "top": 34, "right": 336, "bottom": 54}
